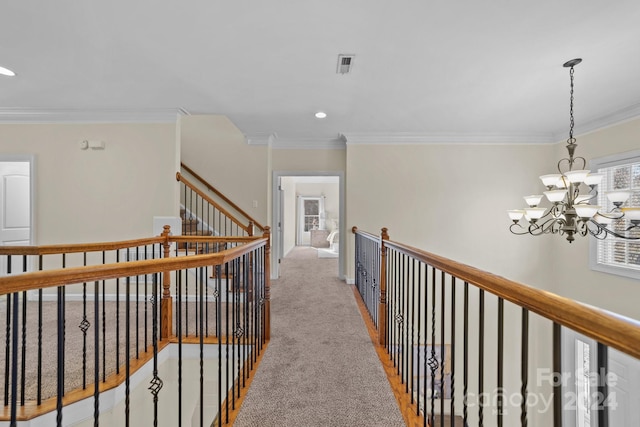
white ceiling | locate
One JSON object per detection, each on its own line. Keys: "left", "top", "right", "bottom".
{"left": 1, "top": 1, "right": 640, "bottom": 146}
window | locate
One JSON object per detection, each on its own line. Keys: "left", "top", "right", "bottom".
{"left": 589, "top": 150, "right": 640, "bottom": 279}
{"left": 303, "top": 199, "right": 320, "bottom": 231}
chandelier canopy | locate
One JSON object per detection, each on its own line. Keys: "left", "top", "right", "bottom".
{"left": 508, "top": 58, "right": 640, "bottom": 243}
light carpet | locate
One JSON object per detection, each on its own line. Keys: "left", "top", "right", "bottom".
{"left": 233, "top": 246, "right": 405, "bottom": 427}
{"left": 316, "top": 247, "right": 339, "bottom": 259}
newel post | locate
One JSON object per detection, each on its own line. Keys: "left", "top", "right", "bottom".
{"left": 161, "top": 225, "right": 173, "bottom": 339}
{"left": 379, "top": 227, "right": 389, "bottom": 347}
{"left": 263, "top": 226, "right": 272, "bottom": 342}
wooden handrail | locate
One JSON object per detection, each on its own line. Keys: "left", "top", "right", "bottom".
{"left": 351, "top": 226, "right": 380, "bottom": 242}
{"left": 180, "top": 162, "right": 266, "bottom": 232}
{"left": 177, "top": 171, "right": 251, "bottom": 234}
{"left": 0, "top": 237, "right": 266, "bottom": 295}
{"left": 382, "top": 236, "right": 640, "bottom": 360}
{"left": 170, "top": 235, "right": 257, "bottom": 245}
{"left": 0, "top": 237, "right": 165, "bottom": 256}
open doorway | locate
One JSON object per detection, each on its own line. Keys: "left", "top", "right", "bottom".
{"left": 272, "top": 171, "right": 344, "bottom": 280}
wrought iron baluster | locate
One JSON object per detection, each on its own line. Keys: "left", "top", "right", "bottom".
{"left": 102, "top": 252, "right": 106, "bottom": 383}
{"left": 37, "top": 256, "right": 43, "bottom": 405}
{"left": 597, "top": 343, "right": 609, "bottom": 427}
{"left": 206, "top": 243, "right": 210, "bottom": 338}
{"left": 185, "top": 242, "right": 189, "bottom": 338}
{"left": 410, "top": 258, "right": 416, "bottom": 403}
{"left": 80, "top": 253, "right": 89, "bottom": 391}
{"left": 56, "top": 285, "right": 64, "bottom": 427}
{"left": 552, "top": 323, "right": 562, "bottom": 427}
{"left": 416, "top": 261, "right": 423, "bottom": 420}
{"left": 125, "top": 276, "right": 131, "bottom": 427}
{"left": 10, "top": 291, "right": 19, "bottom": 425}
{"left": 20, "top": 289, "right": 26, "bottom": 407}
{"left": 428, "top": 266, "right": 437, "bottom": 427}
{"left": 225, "top": 261, "right": 231, "bottom": 424}
{"left": 423, "top": 264, "right": 429, "bottom": 426}
{"left": 450, "top": 277, "right": 456, "bottom": 427}
{"left": 463, "top": 282, "right": 469, "bottom": 426}
{"left": 195, "top": 245, "right": 199, "bottom": 338}
{"left": 217, "top": 264, "right": 223, "bottom": 427}
{"left": 94, "top": 281, "right": 100, "bottom": 426}
{"left": 479, "top": 289, "right": 485, "bottom": 427}
{"left": 4, "top": 284, "right": 10, "bottom": 407}
{"left": 521, "top": 308, "right": 529, "bottom": 427}
{"left": 177, "top": 263, "right": 183, "bottom": 426}
{"left": 20, "top": 255, "right": 27, "bottom": 406}
{"left": 389, "top": 249, "right": 396, "bottom": 365}
{"left": 116, "top": 251, "right": 120, "bottom": 374}
{"left": 148, "top": 274, "right": 163, "bottom": 427}
{"left": 440, "top": 271, "right": 445, "bottom": 424}
{"left": 199, "top": 265, "right": 205, "bottom": 427}
{"left": 402, "top": 253, "right": 408, "bottom": 387}
{"left": 497, "top": 297, "right": 504, "bottom": 426}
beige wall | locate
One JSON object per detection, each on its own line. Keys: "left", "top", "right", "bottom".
{"left": 345, "top": 142, "right": 556, "bottom": 291}
{"left": 550, "top": 117, "right": 640, "bottom": 319}
{"left": 179, "top": 115, "right": 269, "bottom": 226}
{"left": 270, "top": 148, "right": 346, "bottom": 225}
{"left": 0, "top": 122, "right": 178, "bottom": 244}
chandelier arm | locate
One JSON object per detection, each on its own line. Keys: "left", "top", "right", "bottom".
{"left": 576, "top": 220, "right": 589, "bottom": 237}
{"left": 586, "top": 224, "right": 609, "bottom": 240}
{"left": 586, "top": 219, "right": 640, "bottom": 240}
{"left": 557, "top": 158, "right": 572, "bottom": 174}
{"left": 595, "top": 210, "right": 624, "bottom": 220}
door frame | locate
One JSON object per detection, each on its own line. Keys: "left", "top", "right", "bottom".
{"left": 0, "top": 154, "right": 35, "bottom": 246}
{"left": 272, "top": 170, "right": 345, "bottom": 280}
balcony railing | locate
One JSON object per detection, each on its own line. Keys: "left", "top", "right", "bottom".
{"left": 0, "top": 226, "right": 271, "bottom": 426}
{"left": 353, "top": 226, "right": 640, "bottom": 427}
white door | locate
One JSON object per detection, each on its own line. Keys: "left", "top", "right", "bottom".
{"left": 608, "top": 348, "right": 640, "bottom": 426}
{"left": 0, "top": 161, "right": 31, "bottom": 276}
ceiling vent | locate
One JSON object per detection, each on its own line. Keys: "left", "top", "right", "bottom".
{"left": 337, "top": 54, "right": 355, "bottom": 74}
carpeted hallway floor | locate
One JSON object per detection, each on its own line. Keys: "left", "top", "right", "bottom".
{"left": 233, "top": 246, "right": 405, "bottom": 427}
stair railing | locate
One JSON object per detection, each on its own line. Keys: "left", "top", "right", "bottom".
{"left": 179, "top": 163, "right": 266, "bottom": 236}
{"left": 0, "top": 226, "right": 271, "bottom": 426}
{"left": 353, "top": 226, "right": 640, "bottom": 427}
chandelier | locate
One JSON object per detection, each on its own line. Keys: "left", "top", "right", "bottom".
{"left": 508, "top": 58, "right": 640, "bottom": 243}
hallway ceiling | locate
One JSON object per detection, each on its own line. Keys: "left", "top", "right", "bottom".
{"left": 1, "top": 1, "right": 640, "bottom": 146}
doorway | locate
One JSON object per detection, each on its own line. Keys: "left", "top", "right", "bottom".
{"left": 272, "top": 171, "right": 344, "bottom": 280}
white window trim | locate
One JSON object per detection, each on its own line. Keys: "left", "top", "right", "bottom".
{"left": 589, "top": 149, "right": 640, "bottom": 281}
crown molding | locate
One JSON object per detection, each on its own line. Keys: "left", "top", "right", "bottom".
{"left": 340, "top": 132, "right": 556, "bottom": 145}
{"left": 272, "top": 136, "right": 346, "bottom": 150}
{"left": 0, "top": 108, "right": 187, "bottom": 124}
{"left": 553, "top": 101, "right": 640, "bottom": 142}
{"left": 245, "top": 133, "right": 347, "bottom": 149}
{"left": 245, "top": 133, "right": 276, "bottom": 146}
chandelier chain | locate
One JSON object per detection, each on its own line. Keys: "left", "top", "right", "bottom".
{"left": 568, "top": 65, "right": 575, "bottom": 144}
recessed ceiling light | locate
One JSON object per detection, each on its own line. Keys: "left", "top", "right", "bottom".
{"left": 0, "top": 66, "right": 16, "bottom": 77}
{"left": 315, "top": 111, "right": 327, "bottom": 119}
